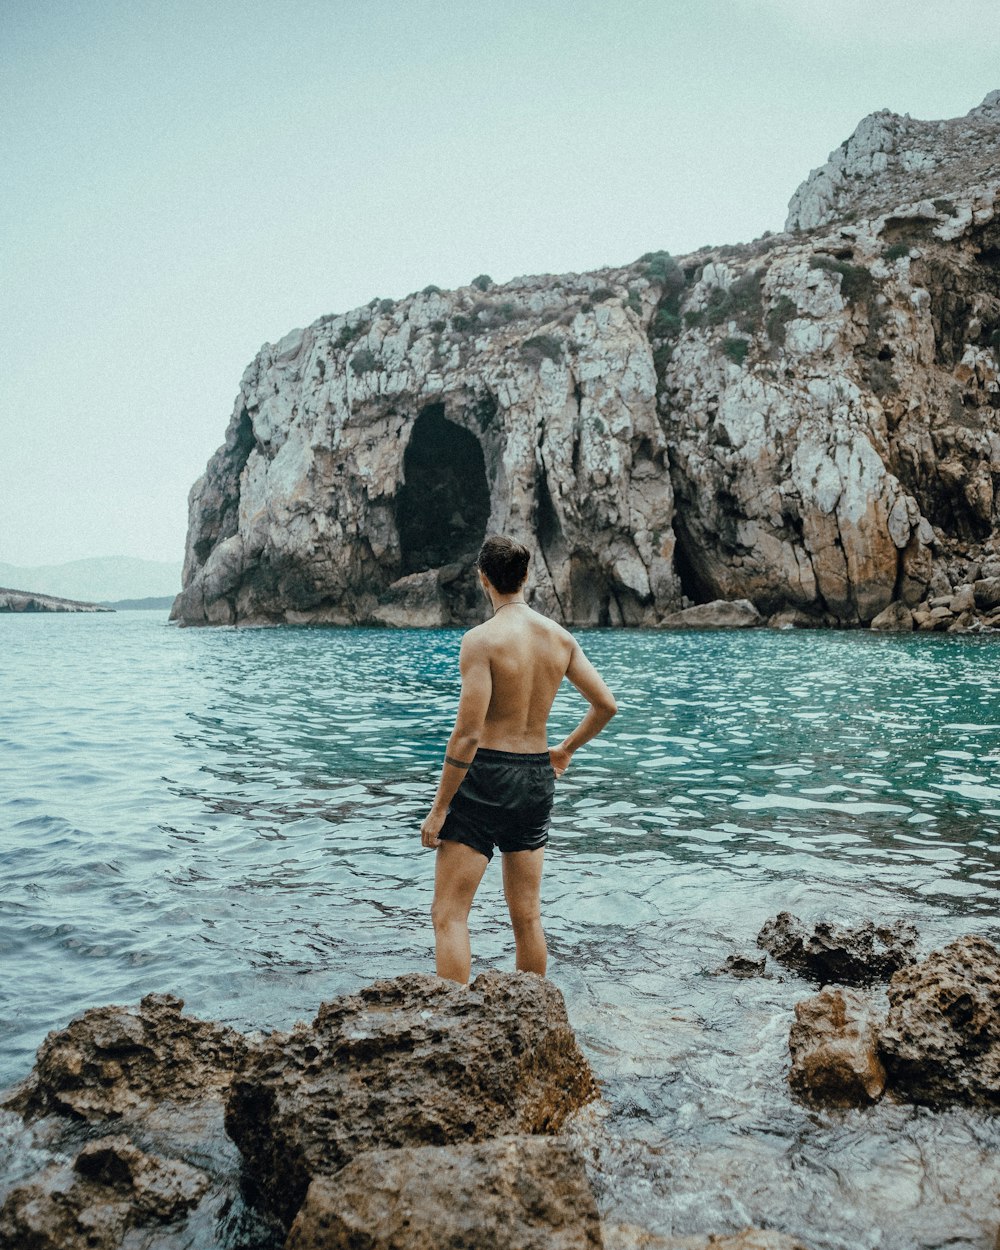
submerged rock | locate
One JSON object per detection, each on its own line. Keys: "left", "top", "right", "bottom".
{"left": 880, "top": 936, "right": 1000, "bottom": 1106}
{"left": 285, "top": 1135, "right": 602, "bottom": 1250}
{"left": 714, "top": 953, "right": 767, "bottom": 978}
{"left": 3, "top": 993, "right": 247, "bottom": 1122}
{"left": 225, "top": 970, "right": 598, "bottom": 1228}
{"left": 658, "top": 599, "right": 763, "bottom": 629}
{"left": 788, "top": 988, "right": 886, "bottom": 1106}
{"left": 756, "top": 913, "right": 918, "bottom": 985}
{"left": 0, "top": 1134, "right": 209, "bottom": 1250}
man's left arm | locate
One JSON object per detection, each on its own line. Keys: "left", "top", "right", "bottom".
{"left": 420, "top": 634, "right": 492, "bottom": 848}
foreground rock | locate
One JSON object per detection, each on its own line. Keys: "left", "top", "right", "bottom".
{"left": 880, "top": 936, "right": 1000, "bottom": 1106}
{"left": 3, "top": 992, "right": 246, "bottom": 1122}
{"left": 225, "top": 970, "right": 597, "bottom": 1228}
{"left": 603, "top": 1226, "right": 813, "bottom": 1249}
{"left": 0, "top": 1135, "right": 209, "bottom": 1250}
{"left": 285, "top": 1136, "right": 602, "bottom": 1250}
{"left": 788, "top": 988, "right": 886, "bottom": 1106}
{"left": 658, "top": 599, "right": 762, "bottom": 629}
{"left": 757, "top": 913, "right": 917, "bottom": 985}
{"left": 0, "top": 586, "right": 112, "bottom": 613}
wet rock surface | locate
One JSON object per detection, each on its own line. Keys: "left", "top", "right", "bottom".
{"left": 0, "top": 1134, "right": 209, "bottom": 1250}
{"left": 658, "top": 600, "right": 763, "bottom": 630}
{"left": 284, "top": 1135, "right": 602, "bottom": 1250}
{"left": 757, "top": 913, "right": 918, "bottom": 985}
{"left": 788, "top": 988, "right": 886, "bottom": 1106}
{"left": 3, "top": 992, "right": 247, "bottom": 1123}
{"left": 225, "top": 970, "right": 597, "bottom": 1228}
{"left": 603, "top": 1227, "right": 814, "bottom": 1249}
{"left": 880, "top": 936, "right": 1000, "bottom": 1106}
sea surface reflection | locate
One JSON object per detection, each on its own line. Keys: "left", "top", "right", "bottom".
{"left": 1, "top": 614, "right": 998, "bottom": 1248}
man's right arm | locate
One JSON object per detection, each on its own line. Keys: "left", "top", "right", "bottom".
{"left": 549, "top": 641, "right": 617, "bottom": 776}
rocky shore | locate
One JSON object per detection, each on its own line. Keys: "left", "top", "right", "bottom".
{"left": 2, "top": 938, "right": 997, "bottom": 1249}
{"left": 0, "top": 587, "right": 112, "bottom": 613}
{"left": 172, "top": 93, "right": 1000, "bottom": 630}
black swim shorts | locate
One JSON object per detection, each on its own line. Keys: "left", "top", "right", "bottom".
{"left": 438, "top": 747, "right": 556, "bottom": 862}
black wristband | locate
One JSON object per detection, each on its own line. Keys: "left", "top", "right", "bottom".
{"left": 445, "top": 754, "right": 473, "bottom": 770}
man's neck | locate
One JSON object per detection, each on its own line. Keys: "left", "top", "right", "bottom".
{"left": 490, "top": 595, "right": 527, "bottom": 615}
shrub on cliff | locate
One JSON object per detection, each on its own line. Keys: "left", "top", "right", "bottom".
{"left": 350, "top": 348, "right": 379, "bottom": 375}
{"left": 722, "top": 337, "right": 750, "bottom": 364}
{"left": 471, "top": 274, "right": 493, "bottom": 291}
{"left": 765, "top": 295, "right": 798, "bottom": 345}
{"left": 521, "top": 334, "right": 563, "bottom": 364}
{"left": 811, "top": 255, "right": 875, "bottom": 304}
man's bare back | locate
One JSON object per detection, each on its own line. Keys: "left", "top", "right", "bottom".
{"left": 420, "top": 535, "right": 617, "bottom": 983}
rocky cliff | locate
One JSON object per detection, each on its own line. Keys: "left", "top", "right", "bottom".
{"left": 172, "top": 92, "right": 1000, "bottom": 628}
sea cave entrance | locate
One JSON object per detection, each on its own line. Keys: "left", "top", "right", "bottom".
{"left": 397, "top": 404, "right": 491, "bottom": 615}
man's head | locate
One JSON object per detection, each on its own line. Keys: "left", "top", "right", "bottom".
{"left": 476, "top": 534, "right": 530, "bottom": 594}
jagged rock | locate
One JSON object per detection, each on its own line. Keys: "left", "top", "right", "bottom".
{"left": 284, "top": 1136, "right": 602, "bottom": 1250}
{"left": 974, "top": 576, "right": 1000, "bottom": 610}
{"left": 225, "top": 971, "right": 597, "bottom": 1228}
{"left": 603, "top": 1227, "right": 813, "bottom": 1250}
{"left": 879, "top": 936, "right": 1000, "bottom": 1106}
{"left": 950, "top": 583, "right": 977, "bottom": 613}
{"left": 869, "top": 600, "right": 914, "bottom": 631}
{"left": 658, "top": 599, "right": 762, "bottom": 629}
{"left": 756, "top": 913, "right": 918, "bottom": 985}
{"left": 0, "top": 1135, "right": 209, "bottom": 1250}
{"left": 172, "top": 95, "right": 1000, "bottom": 630}
{"left": 788, "top": 988, "right": 886, "bottom": 1106}
{"left": 713, "top": 953, "right": 767, "bottom": 978}
{"left": 3, "top": 993, "right": 247, "bottom": 1122}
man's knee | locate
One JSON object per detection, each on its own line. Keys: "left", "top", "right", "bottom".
{"left": 508, "top": 902, "right": 542, "bottom": 933}
{"left": 432, "top": 898, "right": 465, "bottom": 932}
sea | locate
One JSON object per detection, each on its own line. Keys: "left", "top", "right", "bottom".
{"left": 1, "top": 610, "right": 998, "bottom": 1249}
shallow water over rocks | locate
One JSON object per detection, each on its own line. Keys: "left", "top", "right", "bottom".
{"left": 1, "top": 613, "right": 998, "bottom": 1248}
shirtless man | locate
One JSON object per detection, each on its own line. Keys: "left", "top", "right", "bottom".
{"left": 420, "top": 534, "right": 617, "bottom": 983}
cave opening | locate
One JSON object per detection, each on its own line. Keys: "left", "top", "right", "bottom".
{"left": 397, "top": 403, "right": 491, "bottom": 578}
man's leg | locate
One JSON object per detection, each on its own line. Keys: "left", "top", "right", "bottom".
{"left": 432, "top": 840, "right": 489, "bottom": 983}
{"left": 501, "top": 848, "right": 546, "bottom": 976}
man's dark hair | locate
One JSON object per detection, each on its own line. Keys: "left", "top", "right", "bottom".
{"left": 477, "top": 534, "right": 530, "bottom": 594}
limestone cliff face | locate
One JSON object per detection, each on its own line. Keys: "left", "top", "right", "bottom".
{"left": 173, "top": 93, "right": 1000, "bottom": 628}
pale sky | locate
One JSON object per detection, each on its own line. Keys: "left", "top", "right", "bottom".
{"left": 2, "top": 0, "right": 998, "bottom": 566}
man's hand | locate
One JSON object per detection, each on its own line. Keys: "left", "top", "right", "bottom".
{"left": 421, "top": 808, "right": 446, "bottom": 848}
{"left": 549, "top": 744, "right": 572, "bottom": 777}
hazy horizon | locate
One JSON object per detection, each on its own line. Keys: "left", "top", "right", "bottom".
{"left": 3, "top": 0, "right": 999, "bottom": 567}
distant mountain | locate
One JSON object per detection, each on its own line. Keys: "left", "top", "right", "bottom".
{"left": 0, "top": 557, "right": 182, "bottom": 603}
{"left": 99, "top": 596, "right": 175, "bottom": 611}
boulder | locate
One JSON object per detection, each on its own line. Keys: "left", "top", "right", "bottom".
{"left": 869, "top": 600, "right": 914, "bottom": 631}
{"left": 713, "top": 954, "right": 767, "bottom": 978}
{"left": 603, "top": 1227, "right": 813, "bottom": 1249}
{"left": 950, "top": 583, "right": 977, "bottom": 613}
{"left": 225, "top": 971, "right": 597, "bottom": 1228}
{"left": 0, "top": 1135, "right": 209, "bottom": 1250}
{"left": 756, "top": 913, "right": 917, "bottom": 985}
{"left": 3, "top": 993, "right": 247, "bottom": 1122}
{"left": 284, "top": 1136, "right": 602, "bottom": 1250}
{"left": 879, "top": 936, "right": 1000, "bottom": 1106}
{"left": 788, "top": 988, "right": 886, "bottom": 1106}
{"left": 974, "top": 577, "right": 1000, "bottom": 610}
{"left": 658, "top": 600, "right": 763, "bottom": 630}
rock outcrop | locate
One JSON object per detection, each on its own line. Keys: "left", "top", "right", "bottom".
{"left": 879, "top": 935, "right": 1000, "bottom": 1106}
{"left": 0, "top": 587, "right": 112, "bottom": 613}
{"left": 756, "top": 913, "right": 918, "bottom": 985}
{"left": 0, "top": 1135, "right": 209, "bottom": 1250}
{"left": 3, "top": 992, "right": 247, "bottom": 1122}
{"left": 285, "top": 1136, "right": 603, "bottom": 1250}
{"left": 225, "top": 970, "right": 597, "bottom": 1228}
{"left": 173, "top": 92, "right": 1000, "bottom": 629}
{"left": 603, "top": 1228, "right": 814, "bottom": 1250}
{"left": 787, "top": 988, "right": 886, "bottom": 1106}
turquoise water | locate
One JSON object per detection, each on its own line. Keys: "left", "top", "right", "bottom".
{"left": 1, "top": 612, "right": 998, "bottom": 1248}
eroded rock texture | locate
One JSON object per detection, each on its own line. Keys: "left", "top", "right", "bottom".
{"left": 284, "top": 1136, "right": 603, "bottom": 1250}
{"left": 603, "top": 1227, "right": 814, "bottom": 1250}
{"left": 879, "top": 935, "right": 1000, "bottom": 1106}
{"left": 224, "top": 970, "right": 597, "bottom": 1228}
{"left": 173, "top": 93, "right": 1000, "bottom": 629}
{"left": 0, "top": 1135, "right": 209, "bottom": 1250}
{"left": 756, "top": 913, "right": 918, "bottom": 985}
{"left": 3, "top": 992, "right": 246, "bottom": 1122}
{"left": 788, "top": 988, "right": 886, "bottom": 1107}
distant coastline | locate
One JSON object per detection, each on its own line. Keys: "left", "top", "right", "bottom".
{"left": 0, "top": 587, "right": 112, "bottom": 614}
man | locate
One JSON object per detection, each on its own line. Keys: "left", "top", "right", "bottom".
{"left": 420, "top": 534, "right": 617, "bottom": 983}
